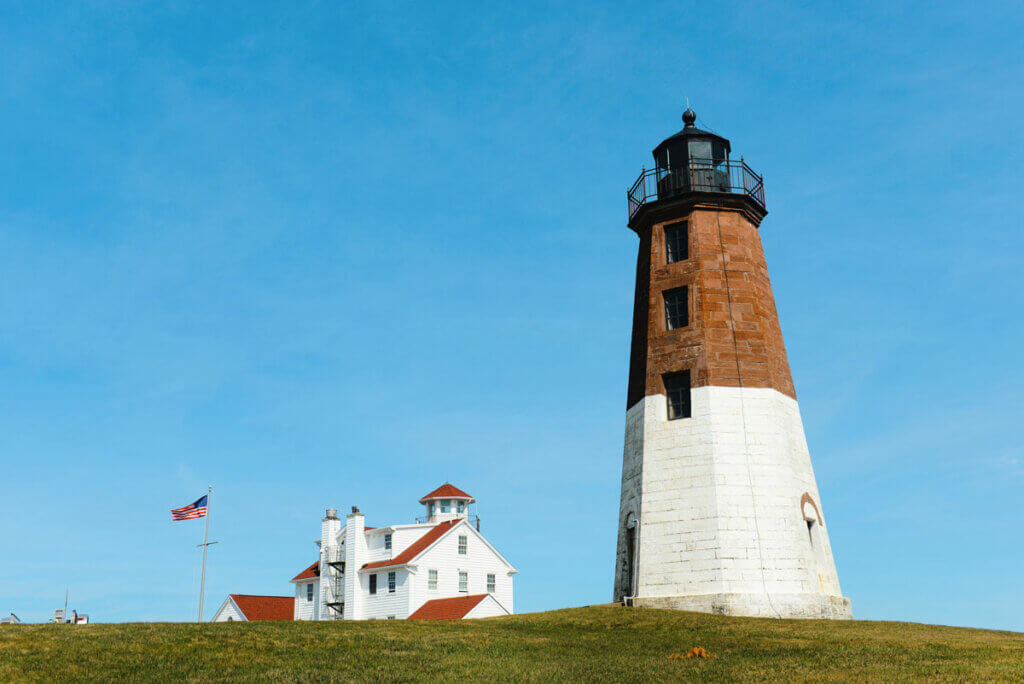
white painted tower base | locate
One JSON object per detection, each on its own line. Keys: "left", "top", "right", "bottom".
{"left": 615, "top": 386, "right": 852, "bottom": 619}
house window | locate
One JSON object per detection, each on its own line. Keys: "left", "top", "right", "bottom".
{"left": 457, "top": 500, "right": 465, "bottom": 514}
{"left": 664, "top": 287, "right": 688, "bottom": 330}
{"left": 369, "top": 574, "right": 377, "bottom": 595}
{"left": 458, "top": 535, "right": 467, "bottom": 555}
{"left": 428, "top": 569, "right": 438, "bottom": 590}
{"left": 664, "top": 371, "right": 692, "bottom": 420}
{"left": 388, "top": 571, "right": 396, "bottom": 593}
{"left": 487, "top": 574, "right": 496, "bottom": 594}
{"left": 387, "top": 615, "right": 396, "bottom": 620}
{"left": 458, "top": 571, "right": 468, "bottom": 593}
{"left": 665, "top": 221, "right": 688, "bottom": 263}
{"left": 440, "top": 499, "right": 451, "bottom": 513}
{"left": 227, "top": 616, "right": 234, "bottom": 622}
{"left": 384, "top": 534, "right": 392, "bottom": 552}
{"left": 306, "top": 583, "right": 314, "bottom": 602}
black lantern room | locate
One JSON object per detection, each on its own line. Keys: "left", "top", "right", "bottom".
{"left": 652, "top": 108, "right": 732, "bottom": 198}
{"left": 627, "top": 107, "right": 765, "bottom": 224}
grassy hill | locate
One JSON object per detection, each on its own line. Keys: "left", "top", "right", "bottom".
{"left": 2, "top": 605, "right": 1023, "bottom": 681}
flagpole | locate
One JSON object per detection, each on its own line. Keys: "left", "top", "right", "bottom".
{"left": 198, "top": 485, "right": 212, "bottom": 623}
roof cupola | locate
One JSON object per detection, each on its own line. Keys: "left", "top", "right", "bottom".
{"left": 419, "top": 483, "right": 474, "bottom": 523}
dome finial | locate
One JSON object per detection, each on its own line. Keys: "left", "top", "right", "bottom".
{"left": 682, "top": 103, "right": 697, "bottom": 128}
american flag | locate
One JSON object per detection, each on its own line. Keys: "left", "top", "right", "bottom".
{"left": 171, "top": 495, "right": 208, "bottom": 521}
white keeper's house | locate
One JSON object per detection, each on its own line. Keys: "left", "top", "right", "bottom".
{"left": 289, "top": 484, "right": 515, "bottom": 621}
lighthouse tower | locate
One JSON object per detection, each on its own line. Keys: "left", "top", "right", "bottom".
{"left": 613, "top": 108, "right": 851, "bottom": 619}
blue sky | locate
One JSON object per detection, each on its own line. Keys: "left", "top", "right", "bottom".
{"left": 2, "top": 1, "right": 1022, "bottom": 630}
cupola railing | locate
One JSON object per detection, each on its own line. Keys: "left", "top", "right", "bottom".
{"left": 627, "top": 158, "right": 765, "bottom": 221}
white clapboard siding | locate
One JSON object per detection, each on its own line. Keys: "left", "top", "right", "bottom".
{"left": 409, "top": 520, "right": 514, "bottom": 616}
{"left": 211, "top": 597, "right": 247, "bottom": 622}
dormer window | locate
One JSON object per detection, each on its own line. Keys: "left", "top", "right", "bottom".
{"left": 440, "top": 500, "right": 451, "bottom": 513}
{"left": 384, "top": 534, "right": 392, "bottom": 552}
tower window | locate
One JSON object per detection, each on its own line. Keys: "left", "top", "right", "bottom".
{"left": 664, "top": 371, "right": 691, "bottom": 420}
{"left": 457, "top": 500, "right": 465, "bottom": 514}
{"left": 665, "top": 221, "right": 688, "bottom": 263}
{"left": 664, "top": 287, "right": 688, "bottom": 330}
{"left": 440, "top": 500, "right": 451, "bottom": 513}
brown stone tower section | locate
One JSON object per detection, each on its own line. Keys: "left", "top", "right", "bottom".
{"left": 626, "top": 197, "right": 795, "bottom": 410}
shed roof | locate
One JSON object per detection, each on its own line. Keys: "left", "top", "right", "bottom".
{"left": 408, "top": 594, "right": 489, "bottom": 620}
{"left": 230, "top": 595, "right": 294, "bottom": 621}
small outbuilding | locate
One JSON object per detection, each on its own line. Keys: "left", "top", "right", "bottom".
{"left": 212, "top": 594, "right": 294, "bottom": 622}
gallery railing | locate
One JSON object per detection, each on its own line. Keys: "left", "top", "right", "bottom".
{"left": 627, "top": 158, "right": 765, "bottom": 221}
{"left": 415, "top": 514, "right": 480, "bottom": 531}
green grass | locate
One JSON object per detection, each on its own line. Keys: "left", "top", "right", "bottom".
{"left": 2, "top": 606, "right": 1023, "bottom": 682}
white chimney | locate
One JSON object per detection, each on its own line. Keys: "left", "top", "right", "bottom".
{"left": 321, "top": 508, "right": 341, "bottom": 550}
{"left": 343, "top": 506, "right": 366, "bottom": 620}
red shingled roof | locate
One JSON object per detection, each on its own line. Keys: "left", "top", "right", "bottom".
{"left": 362, "top": 519, "right": 460, "bottom": 570}
{"left": 230, "top": 595, "right": 294, "bottom": 621}
{"left": 408, "top": 594, "right": 489, "bottom": 620}
{"left": 418, "top": 483, "right": 474, "bottom": 503}
{"left": 291, "top": 561, "right": 320, "bottom": 581}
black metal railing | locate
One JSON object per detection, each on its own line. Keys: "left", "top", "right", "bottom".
{"left": 627, "top": 158, "right": 765, "bottom": 221}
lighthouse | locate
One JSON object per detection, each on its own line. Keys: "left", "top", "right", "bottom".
{"left": 613, "top": 108, "right": 851, "bottom": 619}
